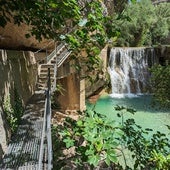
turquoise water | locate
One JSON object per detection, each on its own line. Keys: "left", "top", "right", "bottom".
{"left": 86, "top": 94, "right": 170, "bottom": 134}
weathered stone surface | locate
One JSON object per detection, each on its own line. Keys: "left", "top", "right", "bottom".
{"left": 0, "top": 50, "right": 38, "bottom": 154}
{"left": 0, "top": 108, "right": 6, "bottom": 159}
{"left": 0, "top": 22, "right": 54, "bottom": 51}
{"left": 85, "top": 46, "right": 109, "bottom": 98}
{"left": 0, "top": 0, "right": 114, "bottom": 51}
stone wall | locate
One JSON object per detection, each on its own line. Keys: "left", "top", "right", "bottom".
{"left": 85, "top": 45, "right": 109, "bottom": 98}
{"left": 0, "top": 22, "right": 54, "bottom": 51}
{"left": 0, "top": 50, "right": 37, "bottom": 156}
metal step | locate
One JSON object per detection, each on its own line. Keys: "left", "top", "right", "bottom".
{"left": 38, "top": 77, "right": 54, "bottom": 81}
{"left": 36, "top": 43, "right": 72, "bottom": 94}
{"left": 40, "top": 64, "right": 54, "bottom": 68}
{"left": 40, "top": 68, "right": 54, "bottom": 72}
{"left": 39, "top": 72, "right": 54, "bottom": 78}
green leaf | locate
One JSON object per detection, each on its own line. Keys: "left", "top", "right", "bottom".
{"left": 88, "top": 110, "right": 94, "bottom": 117}
{"left": 49, "top": 2, "right": 57, "bottom": 8}
{"left": 63, "top": 137, "right": 74, "bottom": 148}
{"left": 77, "top": 120, "right": 83, "bottom": 126}
{"left": 88, "top": 155, "right": 100, "bottom": 167}
{"left": 95, "top": 141, "right": 103, "bottom": 152}
{"left": 107, "top": 152, "right": 117, "bottom": 163}
{"left": 85, "top": 148, "right": 95, "bottom": 156}
{"left": 105, "top": 156, "right": 110, "bottom": 166}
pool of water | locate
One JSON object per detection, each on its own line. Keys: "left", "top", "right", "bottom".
{"left": 86, "top": 94, "right": 170, "bottom": 134}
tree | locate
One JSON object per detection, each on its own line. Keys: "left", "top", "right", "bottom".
{"left": 62, "top": 1, "right": 109, "bottom": 78}
{"left": 150, "top": 2, "right": 170, "bottom": 44}
{"left": 150, "top": 63, "right": 170, "bottom": 108}
{"left": 0, "top": 0, "right": 112, "bottom": 76}
{"left": 0, "top": 0, "right": 82, "bottom": 40}
{"left": 109, "top": 0, "right": 170, "bottom": 46}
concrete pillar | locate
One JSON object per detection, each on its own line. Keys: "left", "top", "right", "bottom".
{"left": 56, "top": 73, "right": 86, "bottom": 113}
{"left": 79, "top": 79, "right": 86, "bottom": 111}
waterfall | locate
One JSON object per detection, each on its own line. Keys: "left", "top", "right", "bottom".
{"left": 108, "top": 47, "right": 156, "bottom": 98}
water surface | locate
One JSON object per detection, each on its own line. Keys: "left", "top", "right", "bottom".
{"left": 87, "top": 94, "right": 170, "bottom": 134}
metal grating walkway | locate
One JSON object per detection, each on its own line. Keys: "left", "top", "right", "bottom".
{"left": 0, "top": 92, "right": 46, "bottom": 170}
{"left": 0, "top": 42, "right": 72, "bottom": 169}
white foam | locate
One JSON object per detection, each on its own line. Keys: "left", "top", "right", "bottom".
{"left": 109, "top": 48, "right": 155, "bottom": 95}
{"left": 109, "top": 93, "right": 143, "bottom": 98}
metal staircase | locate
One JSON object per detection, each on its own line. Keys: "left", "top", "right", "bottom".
{"left": 0, "top": 43, "right": 72, "bottom": 170}
{"left": 36, "top": 43, "right": 72, "bottom": 92}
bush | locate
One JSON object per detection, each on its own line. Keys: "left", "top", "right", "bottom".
{"left": 2, "top": 88, "right": 24, "bottom": 133}
{"left": 110, "top": 0, "right": 170, "bottom": 46}
{"left": 150, "top": 63, "right": 170, "bottom": 108}
{"left": 52, "top": 106, "right": 170, "bottom": 169}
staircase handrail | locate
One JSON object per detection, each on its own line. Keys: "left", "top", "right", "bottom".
{"left": 45, "top": 25, "right": 79, "bottom": 92}
{"left": 57, "top": 50, "right": 72, "bottom": 68}
{"left": 46, "top": 23, "right": 78, "bottom": 64}
{"left": 47, "top": 43, "right": 65, "bottom": 63}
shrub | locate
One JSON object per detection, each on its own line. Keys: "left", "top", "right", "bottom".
{"left": 53, "top": 106, "right": 170, "bottom": 169}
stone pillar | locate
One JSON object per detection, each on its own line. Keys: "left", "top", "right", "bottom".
{"left": 56, "top": 73, "right": 86, "bottom": 113}
{"left": 79, "top": 79, "right": 86, "bottom": 111}
{"left": 100, "top": 45, "right": 108, "bottom": 71}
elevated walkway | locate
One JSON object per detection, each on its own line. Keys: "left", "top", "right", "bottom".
{"left": 0, "top": 93, "right": 45, "bottom": 169}
{"left": 0, "top": 43, "right": 72, "bottom": 169}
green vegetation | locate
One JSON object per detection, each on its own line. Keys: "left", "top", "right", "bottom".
{"left": 2, "top": 88, "right": 24, "bottom": 133}
{"left": 1, "top": 0, "right": 108, "bottom": 76}
{"left": 1, "top": 0, "right": 170, "bottom": 169}
{"left": 150, "top": 63, "right": 170, "bottom": 108}
{"left": 1, "top": 0, "right": 169, "bottom": 46}
{"left": 0, "top": 0, "right": 81, "bottom": 40}
{"left": 3, "top": 95, "right": 17, "bottom": 133}
{"left": 52, "top": 106, "right": 170, "bottom": 169}
{"left": 63, "top": 1, "right": 107, "bottom": 78}
{"left": 109, "top": 0, "right": 170, "bottom": 46}
{"left": 1, "top": 0, "right": 169, "bottom": 74}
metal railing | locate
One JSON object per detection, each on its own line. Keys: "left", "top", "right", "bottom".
{"left": 47, "top": 43, "right": 65, "bottom": 63}
{"left": 46, "top": 42, "right": 72, "bottom": 92}
{"left": 38, "top": 68, "right": 53, "bottom": 170}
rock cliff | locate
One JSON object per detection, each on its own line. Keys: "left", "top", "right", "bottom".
{"left": 0, "top": 22, "right": 54, "bottom": 51}
{"left": 0, "top": 50, "right": 37, "bottom": 155}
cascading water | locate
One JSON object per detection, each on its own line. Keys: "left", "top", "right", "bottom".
{"left": 87, "top": 47, "right": 170, "bottom": 164}
{"left": 108, "top": 47, "right": 156, "bottom": 98}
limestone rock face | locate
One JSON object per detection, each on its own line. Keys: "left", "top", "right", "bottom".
{"left": 0, "top": 22, "right": 54, "bottom": 51}
{"left": 85, "top": 46, "right": 109, "bottom": 98}
{"left": 0, "top": 1, "right": 115, "bottom": 51}
{"left": 0, "top": 50, "right": 38, "bottom": 154}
